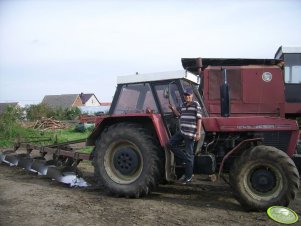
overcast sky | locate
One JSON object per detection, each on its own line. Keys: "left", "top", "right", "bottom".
{"left": 0, "top": 0, "right": 300, "bottom": 106}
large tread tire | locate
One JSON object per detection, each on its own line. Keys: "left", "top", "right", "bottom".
{"left": 94, "top": 122, "right": 162, "bottom": 198}
{"left": 297, "top": 140, "right": 301, "bottom": 154}
{"left": 229, "top": 145, "right": 300, "bottom": 211}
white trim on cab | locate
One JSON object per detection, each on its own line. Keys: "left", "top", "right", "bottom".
{"left": 117, "top": 70, "right": 200, "bottom": 85}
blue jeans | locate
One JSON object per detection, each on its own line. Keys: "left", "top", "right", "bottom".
{"left": 168, "top": 131, "right": 195, "bottom": 179}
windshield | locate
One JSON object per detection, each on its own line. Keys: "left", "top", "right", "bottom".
{"left": 284, "top": 53, "right": 301, "bottom": 84}
{"left": 113, "top": 83, "right": 158, "bottom": 114}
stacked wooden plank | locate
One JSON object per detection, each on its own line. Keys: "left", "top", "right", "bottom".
{"left": 33, "top": 118, "right": 68, "bottom": 130}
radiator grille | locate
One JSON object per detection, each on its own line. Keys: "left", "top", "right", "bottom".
{"left": 260, "top": 131, "right": 291, "bottom": 152}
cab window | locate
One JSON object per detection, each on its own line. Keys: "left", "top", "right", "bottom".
{"left": 154, "top": 83, "right": 182, "bottom": 113}
{"left": 113, "top": 83, "right": 158, "bottom": 114}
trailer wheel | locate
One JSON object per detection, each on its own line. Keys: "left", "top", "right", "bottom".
{"left": 94, "top": 122, "right": 161, "bottom": 197}
{"left": 229, "top": 145, "right": 300, "bottom": 211}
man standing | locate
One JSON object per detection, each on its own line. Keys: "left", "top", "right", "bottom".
{"left": 169, "top": 87, "right": 203, "bottom": 184}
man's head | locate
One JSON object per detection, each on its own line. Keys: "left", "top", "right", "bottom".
{"left": 184, "top": 87, "right": 193, "bottom": 103}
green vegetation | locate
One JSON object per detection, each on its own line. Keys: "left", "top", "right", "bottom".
{"left": 25, "top": 104, "right": 81, "bottom": 121}
{"left": 0, "top": 106, "right": 90, "bottom": 149}
{"left": 0, "top": 125, "right": 90, "bottom": 148}
{"left": 0, "top": 105, "right": 23, "bottom": 146}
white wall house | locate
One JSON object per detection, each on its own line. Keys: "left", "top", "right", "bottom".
{"left": 79, "top": 93, "right": 101, "bottom": 107}
{"left": 84, "top": 95, "right": 100, "bottom": 106}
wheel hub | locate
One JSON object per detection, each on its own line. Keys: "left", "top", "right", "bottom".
{"left": 113, "top": 147, "right": 139, "bottom": 176}
{"left": 250, "top": 168, "right": 276, "bottom": 193}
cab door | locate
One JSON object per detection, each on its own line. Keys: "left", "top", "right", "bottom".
{"left": 152, "top": 81, "right": 183, "bottom": 137}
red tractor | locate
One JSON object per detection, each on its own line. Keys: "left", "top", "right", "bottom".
{"left": 87, "top": 70, "right": 300, "bottom": 211}
{"left": 1, "top": 68, "right": 299, "bottom": 211}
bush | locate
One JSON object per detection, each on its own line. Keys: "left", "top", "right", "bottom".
{"left": 65, "top": 107, "right": 81, "bottom": 120}
{"left": 25, "top": 104, "right": 81, "bottom": 121}
{"left": 0, "top": 105, "right": 22, "bottom": 138}
{"left": 25, "top": 104, "right": 54, "bottom": 121}
{"left": 54, "top": 107, "right": 81, "bottom": 120}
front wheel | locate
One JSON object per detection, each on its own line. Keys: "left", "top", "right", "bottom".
{"left": 94, "top": 122, "right": 162, "bottom": 197}
{"left": 229, "top": 145, "right": 300, "bottom": 211}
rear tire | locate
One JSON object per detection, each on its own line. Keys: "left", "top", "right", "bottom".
{"left": 229, "top": 145, "right": 300, "bottom": 211}
{"left": 94, "top": 122, "right": 162, "bottom": 197}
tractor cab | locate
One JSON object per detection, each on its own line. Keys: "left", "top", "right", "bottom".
{"left": 108, "top": 70, "right": 202, "bottom": 137}
{"left": 275, "top": 46, "right": 301, "bottom": 107}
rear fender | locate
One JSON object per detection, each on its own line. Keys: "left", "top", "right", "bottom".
{"left": 87, "top": 114, "right": 169, "bottom": 146}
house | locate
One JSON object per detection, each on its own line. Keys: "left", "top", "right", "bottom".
{"left": 41, "top": 93, "right": 103, "bottom": 109}
{"left": 79, "top": 93, "right": 101, "bottom": 107}
{"left": 0, "top": 102, "right": 19, "bottom": 114}
{"left": 41, "top": 94, "right": 83, "bottom": 109}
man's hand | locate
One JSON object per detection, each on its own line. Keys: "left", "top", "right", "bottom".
{"left": 195, "top": 119, "right": 202, "bottom": 141}
{"left": 169, "top": 104, "right": 180, "bottom": 117}
{"left": 195, "top": 133, "right": 201, "bottom": 141}
{"left": 168, "top": 104, "right": 175, "bottom": 111}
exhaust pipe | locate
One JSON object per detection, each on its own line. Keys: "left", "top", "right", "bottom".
{"left": 220, "top": 68, "right": 231, "bottom": 117}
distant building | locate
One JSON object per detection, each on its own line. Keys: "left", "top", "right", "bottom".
{"left": 41, "top": 93, "right": 103, "bottom": 109}
{"left": 42, "top": 94, "right": 83, "bottom": 109}
{"left": 79, "top": 93, "right": 101, "bottom": 107}
{"left": 0, "top": 102, "right": 19, "bottom": 114}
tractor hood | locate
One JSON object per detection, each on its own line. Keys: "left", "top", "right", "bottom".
{"left": 202, "top": 116, "right": 299, "bottom": 157}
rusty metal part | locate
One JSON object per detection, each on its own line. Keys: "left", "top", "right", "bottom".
{"left": 1, "top": 139, "right": 91, "bottom": 187}
{"left": 31, "top": 159, "right": 51, "bottom": 175}
{"left": 0, "top": 150, "right": 15, "bottom": 163}
{"left": 218, "top": 138, "right": 263, "bottom": 179}
{"left": 3, "top": 153, "right": 27, "bottom": 166}
{"left": 46, "top": 166, "right": 88, "bottom": 187}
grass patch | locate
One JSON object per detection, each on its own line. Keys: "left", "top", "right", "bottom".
{"left": 0, "top": 107, "right": 93, "bottom": 152}
{"left": 50, "top": 128, "right": 91, "bottom": 143}
{"left": 80, "top": 146, "right": 94, "bottom": 153}
{"left": 0, "top": 124, "right": 90, "bottom": 149}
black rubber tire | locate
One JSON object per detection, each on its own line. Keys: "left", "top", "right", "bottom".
{"left": 94, "top": 122, "right": 161, "bottom": 197}
{"left": 229, "top": 145, "right": 300, "bottom": 211}
{"left": 297, "top": 140, "right": 301, "bottom": 154}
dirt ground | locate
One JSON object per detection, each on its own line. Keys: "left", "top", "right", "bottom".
{"left": 1, "top": 159, "right": 300, "bottom": 226}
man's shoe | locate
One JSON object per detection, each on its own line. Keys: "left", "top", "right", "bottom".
{"left": 181, "top": 176, "right": 192, "bottom": 185}
{"left": 177, "top": 175, "right": 186, "bottom": 183}
{"left": 177, "top": 175, "right": 192, "bottom": 184}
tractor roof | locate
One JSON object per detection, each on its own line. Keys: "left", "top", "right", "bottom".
{"left": 181, "top": 58, "right": 282, "bottom": 75}
{"left": 117, "top": 70, "right": 200, "bottom": 85}
{"left": 274, "top": 46, "right": 301, "bottom": 59}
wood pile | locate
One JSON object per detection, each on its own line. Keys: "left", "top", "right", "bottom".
{"left": 33, "top": 118, "right": 68, "bottom": 130}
